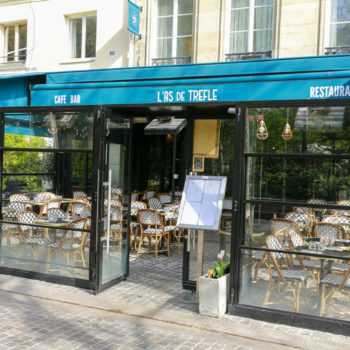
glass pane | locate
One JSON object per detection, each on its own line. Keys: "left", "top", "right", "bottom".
{"left": 254, "top": 5, "right": 273, "bottom": 30}
{"left": 4, "top": 112, "right": 94, "bottom": 150}
{"left": 101, "top": 117, "right": 130, "bottom": 285}
{"left": 238, "top": 249, "right": 350, "bottom": 320}
{"left": 3, "top": 151, "right": 54, "bottom": 174}
{"left": 0, "top": 221, "right": 90, "bottom": 280}
{"left": 178, "top": 0, "right": 193, "bottom": 14}
{"left": 156, "top": 38, "right": 172, "bottom": 58}
{"left": 230, "top": 31, "right": 248, "bottom": 53}
{"left": 176, "top": 36, "right": 192, "bottom": 56}
{"left": 231, "top": 0, "right": 249, "bottom": 9}
{"left": 334, "top": 23, "right": 350, "bottom": 47}
{"left": 71, "top": 18, "right": 82, "bottom": 58}
{"left": 158, "top": 0, "right": 173, "bottom": 16}
{"left": 253, "top": 29, "right": 272, "bottom": 51}
{"left": 231, "top": 8, "right": 249, "bottom": 31}
{"left": 18, "top": 24, "right": 27, "bottom": 60}
{"left": 255, "top": 0, "right": 274, "bottom": 5}
{"left": 177, "top": 14, "right": 192, "bottom": 36}
{"left": 246, "top": 107, "right": 350, "bottom": 154}
{"left": 331, "top": 0, "right": 350, "bottom": 23}
{"left": 85, "top": 16, "right": 96, "bottom": 58}
{"left": 6, "top": 26, "right": 15, "bottom": 62}
{"left": 246, "top": 157, "right": 350, "bottom": 202}
{"left": 157, "top": 17, "right": 173, "bottom": 37}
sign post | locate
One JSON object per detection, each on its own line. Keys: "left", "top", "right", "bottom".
{"left": 177, "top": 175, "right": 227, "bottom": 292}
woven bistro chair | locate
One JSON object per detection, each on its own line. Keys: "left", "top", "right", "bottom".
{"left": 307, "top": 198, "right": 327, "bottom": 219}
{"left": 158, "top": 193, "right": 172, "bottom": 205}
{"left": 130, "top": 201, "right": 147, "bottom": 250}
{"left": 284, "top": 212, "right": 314, "bottom": 238}
{"left": 319, "top": 265, "right": 350, "bottom": 317}
{"left": 142, "top": 189, "right": 156, "bottom": 201}
{"left": 131, "top": 191, "right": 140, "bottom": 201}
{"left": 103, "top": 205, "right": 123, "bottom": 249}
{"left": 136, "top": 209, "right": 171, "bottom": 261}
{"left": 263, "top": 235, "right": 310, "bottom": 312}
{"left": 221, "top": 197, "right": 233, "bottom": 228}
{"left": 286, "top": 228, "right": 322, "bottom": 291}
{"left": 36, "top": 192, "right": 56, "bottom": 202}
{"left": 322, "top": 215, "right": 350, "bottom": 239}
{"left": 2, "top": 202, "right": 26, "bottom": 245}
{"left": 66, "top": 200, "right": 92, "bottom": 217}
{"left": 148, "top": 197, "right": 163, "bottom": 211}
{"left": 293, "top": 206, "right": 315, "bottom": 219}
{"left": 9, "top": 193, "right": 30, "bottom": 203}
{"left": 335, "top": 200, "right": 350, "bottom": 217}
{"left": 104, "top": 198, "right": 122, "bottom": 208}
{"left": 38, "top": 198, "right": 62, "bottom": 218}
{"left": 73, "top": 190, "right": 87, "bottom": 199}
{"left": 314, "top": 222, "right": 345, "bottom": 240}
{"left": 45, "top": 217, "right": 89, "bottom": 272}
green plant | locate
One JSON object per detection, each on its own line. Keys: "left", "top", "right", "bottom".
{"left": 207, "top": 250, "right": 230, "bottom": 279}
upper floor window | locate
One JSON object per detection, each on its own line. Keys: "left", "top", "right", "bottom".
{"left": 153, "top": 0, "right": 193, "bottom": 65}
{"left": 327, "top": 0, "right": 350, "bottom": 51}
{"left": 227, "top": 0, "right": 274, "bottom": 59}
{"left": 69, "top": 15, "right": 96, "bottom": 59}
{"left": 3, "top": 22, "right": 27, "bottom": 62}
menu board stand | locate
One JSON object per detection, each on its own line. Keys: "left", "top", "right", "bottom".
{"left": 177, "top": 175, "right": 227, "bottom": 292}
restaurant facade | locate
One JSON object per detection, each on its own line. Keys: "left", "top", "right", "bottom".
{"left": 1, "top": 54, "right": 350, "bottom": 334}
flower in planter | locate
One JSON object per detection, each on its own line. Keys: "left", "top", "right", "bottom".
{"left": 208, "top": 250, "right": 230, "bottom": 279}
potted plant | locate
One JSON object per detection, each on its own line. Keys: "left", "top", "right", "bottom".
{"left": 199, "top": 250, "right": 230, "bottom": 317}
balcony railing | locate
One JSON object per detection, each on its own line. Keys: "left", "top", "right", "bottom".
{"left": 225, "top": 51, "right": 272, "bottom": 62}
{"left": 325, "top": 46, "right": 350, "bottom": 55}
{"left": 152, "top": 56, "right": 192, "bottom": 66}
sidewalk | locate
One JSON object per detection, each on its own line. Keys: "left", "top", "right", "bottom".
{"left": 0, "top": 248, "right": 349, "bottom": 349}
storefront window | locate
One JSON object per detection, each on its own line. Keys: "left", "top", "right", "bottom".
{"left": 240, "top": 105, "right": 350, "bottom": 321}
{"left": 0, "top": 111, "right": 93, "bottom": 281}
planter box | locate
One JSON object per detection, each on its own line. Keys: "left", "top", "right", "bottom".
{"left": 199, "top": 273, "right": 230, "bottom": 317}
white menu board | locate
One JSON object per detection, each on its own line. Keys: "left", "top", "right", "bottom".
{"left": 177, "top": 175, "right": 227, "bottom": 230}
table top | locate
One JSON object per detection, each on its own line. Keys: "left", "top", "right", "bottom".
{"left": 35, "top": 218, "right": 74, "bottom": 227}
{"left": 21, "top": 198, "right": 72, "bottom": 206}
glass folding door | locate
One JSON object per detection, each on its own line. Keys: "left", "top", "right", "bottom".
{"left": 97, "top": 111, "right": 131, "bottom": 290}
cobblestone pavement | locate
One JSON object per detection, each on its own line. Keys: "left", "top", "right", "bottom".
{"left": 0, "top": 244, "right": 349, "bottom": 349}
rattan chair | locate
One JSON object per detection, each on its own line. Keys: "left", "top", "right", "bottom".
{"left": 45, "top": 217, "right": 89, "bottom": 271}
{"left": 293, "top": 206, "right": 315, "bottom": 219}
{"left": 284, "top": 212, "right": 314, "bottom": 238}
{"left": 142, "top": 189, "right": 156, "bottom": 201}
{"left": 2, "top": 202, "right": 26, "bottom": 245}
{"left": 158, "top": 193, "right": 172, "bottom": 205}
{"left": 314, "top": 222, "right": 344, "bottom": 240}
{"left": 130, "top": 201, "right": 147, "bottom": 249}
{"left": 66, "top": 200, "right": 91, "bottom": 217}
{"left": 335, "top": 200, "right": 350, "bottom": 217}
{"left": 319, "top": 265, "right": 350, "bottom": 316}
{"left": 38, "top": 198, "right": 62, "bottom": 218}
{"left": 148, "top": 197, "right": 163, "bottom": 211}
{"left": 73, "top": 190, "right": 87, "bottom": 198}
{"left": 103, "top": 205, "right": 123, "bottom": 249}
{"left": 136, "top": 209, "right": 171, "bottom": 261}
{"left": 36, "top": 192, "right": 56, "bottom": 201}
{"left": 263, "top": 235, "right": 310, "bottom": 312}
{"left": 221, "top": 197, "right": 232, "bottom": 228}
{"left": 322, "top": 215, "right": 350, "bottom": 239}
{"left": 131, "top": 191, "right": 140, "bottom": 201}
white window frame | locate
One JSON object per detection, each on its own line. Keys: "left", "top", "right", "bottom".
{"left": 68, "top": 14, "right": 96, "bottom": 60}
{"left": 151, "top": 0, "right": 193, "bottom": 59}
{"left": 324, "top": 0, "right": 350, "bottom": 49}
{"left": 3, "top": 21, "right": 27, "bottom": 63}
{"left": 225, "top": 0, "right": 274, "bottom": 54}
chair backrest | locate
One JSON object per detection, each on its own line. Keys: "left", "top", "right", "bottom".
{"left": 142, "top": 189, "right": 156, "bottom": 201}
{"left": 265, "top": 235, "right": 287, "bottom": 283}
{"left": 39, "top": 198, "right": 62, "bottom": 217}
{"left": 148, "top": 197, "right": 163, "bottom": 210}
{"left": 284, "top": 212, "right": 314, "bottom": 237}
{"left": 17, "top": 211, "right": 38, "bottom": 232}
{"left": 270, "top": 218, "right": 299, "bottom": 235}
{"left": 307, "top": 198, "right": 327, "bottom": 205}
{"left": 36, "top": 192, "right": 56, "bottom": 202}
{"left": 65, "top": 217, "right": 89, "bottom": 243}
{"left": 112, "top": 187, "right": 123, "bottom": 196}
{"left": 110, "top": 205, "right": 122, "bottom": 221}
{"left": 67, "top": 200, "right": 91, "bottom": 217}
{"left": 104, "top": 198, "right": 122, "bottom": 207}
{"left": 9, "top": 194, "right": 30, "bottom": 203}
{"left": 336, "top": 200, "right": 350, "bottom": 216}
{"left": 293, "top": 206, "right": 315, "bottom": 217}
{"left": 315, "top": 222, "right": 344, "bottom": 240}
{"left": 158, "top": 193, "right": 172, "bottom": 205}
{"left": 321, "top": 215, "right": 350, "bottom": 231}
{"left": 3, "top": 202, "right": 26, "bottom": 218}
{"left": 223, "top": 198, "right": 233, "bottom": 210}
{"left": 131, "top": 191, "right": 139, "bottom": 201}
{"left": 47, "top": 208, "right": 65, "bottom": 220}
{"left": 138, "top": 209, "right": 162, "bottom": 226}
{"left": 73, "top": 190, "right": 87, "bottom": 198}
{"left": 339, "top": 265, "right": 350, "bottom": 290}
{"left": 131, "top": 201, "right": 147, "bottom": 210}
{"left": 287, "top": 229, "right": 304, "bottom": 249}
{"left": 74, "top": 196, "right": 90, "bottom": 203}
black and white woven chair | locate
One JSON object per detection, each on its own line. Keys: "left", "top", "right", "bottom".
{"left": 130, "top": 201, "right": 147, "bottom": 249}
{"left": 73, "top": 190, "right": 87, "bottom": 198}
{"left": 142, "top": 189, "right": 156, "bottom": 201}
{"left": 136, "top": 209, "right": 170, "bottom": 261}
{"left": 319, "top": 265, "right": 350, "bottom": 316}
{"left": 335, "top": 200, "right": 350, "bottom": 217}
{"left": 322, "top": 215, "right": 350, "bottom": 239}
{"left": 284, "top": 212, "right": 314, "bottom": 238}
{"left": 148, "top": 197, "right": 163, "bottom": 211}
{"left": 36, "top": 192, "right": 56, "bottom": 202}
{"left": 2, "top": 202, "right": 26, "bottom": 245}
{"left": 263, "top": 235, "right": 310, "bottom": 312}
{"left": 314, "top": 222, "right": 344, "bottom": 240}
{"left": 158, "top": 193, "right": 172, "bottom": 205}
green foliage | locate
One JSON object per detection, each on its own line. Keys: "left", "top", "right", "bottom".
{"left": 211, "top": 252, "right": 230, "bottom": 279}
